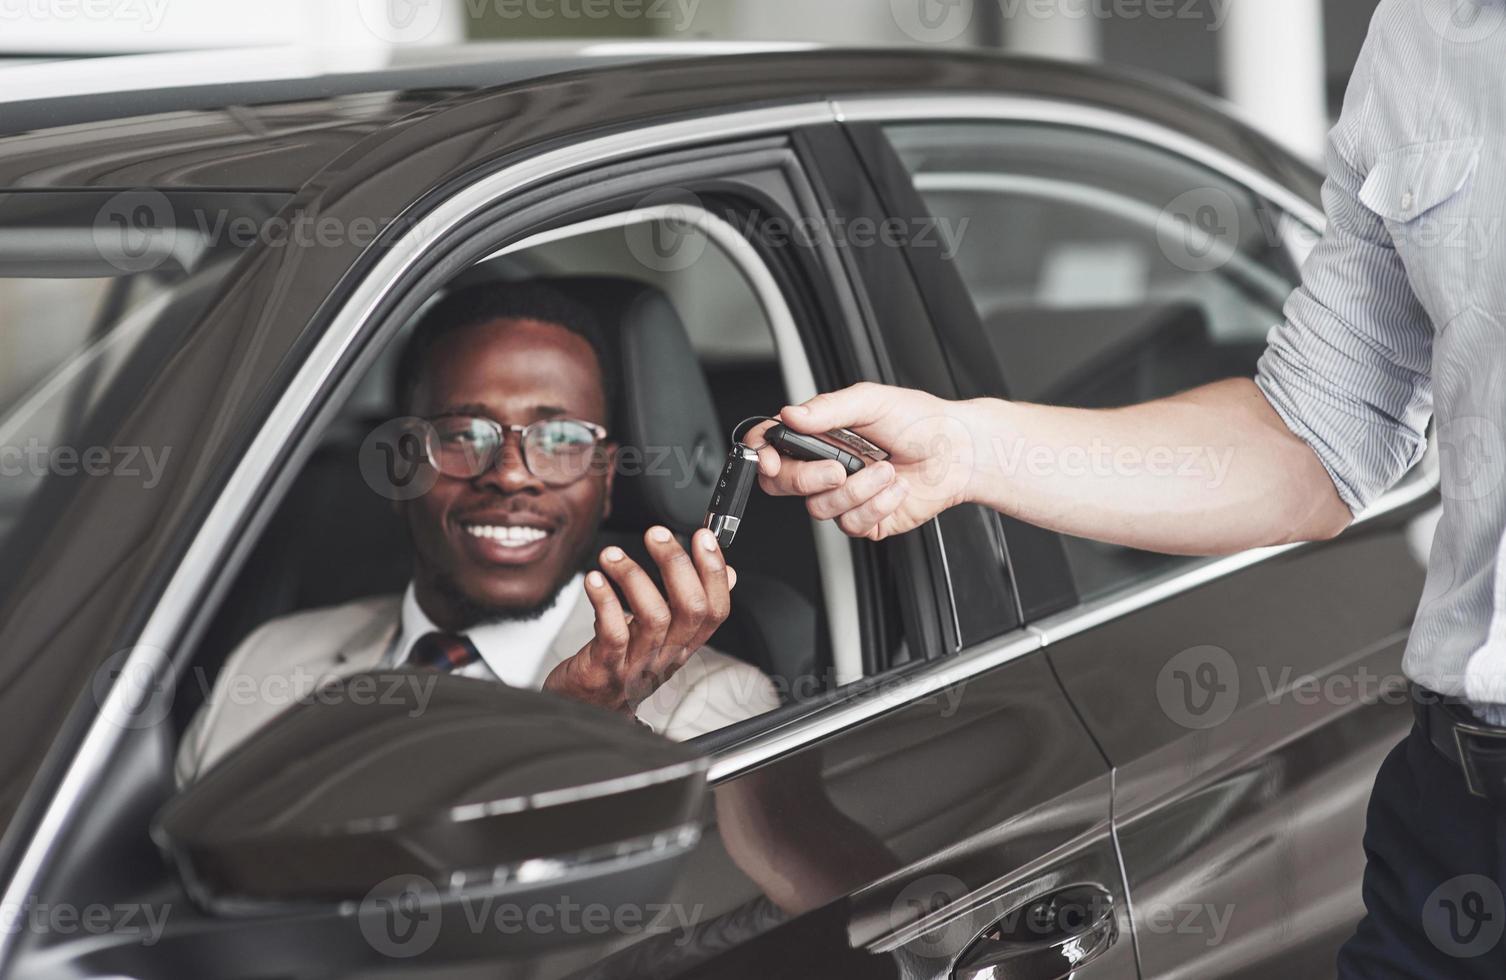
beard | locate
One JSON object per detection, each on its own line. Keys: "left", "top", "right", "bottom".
{"left": 431, "top": 566, "right": 578, "bottom": 629}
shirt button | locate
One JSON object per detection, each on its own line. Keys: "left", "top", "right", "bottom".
{"left": 1401, "top": 190, "right": 1415, "bottom": 212}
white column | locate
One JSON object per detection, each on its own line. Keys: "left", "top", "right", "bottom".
{"left": 1219, "top": 0, "right": 1328, "bottom": 163}
{"left": 1005, "top": 5, "right": 1101, "bottom": 62}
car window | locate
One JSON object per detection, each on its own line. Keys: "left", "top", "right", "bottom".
{"left": 884, "top": 121, "right": 1306, "bottom": 600}
{"left": 179, "top": 206, "right": 890, "bottom": 781}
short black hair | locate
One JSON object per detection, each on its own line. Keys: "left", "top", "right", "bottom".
{"left": 395, "top": 280, "right": 615, "bottom": 423}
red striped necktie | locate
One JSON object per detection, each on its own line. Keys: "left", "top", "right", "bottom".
{"left": 405, "top": 632, "right": 482, "bottom": 673}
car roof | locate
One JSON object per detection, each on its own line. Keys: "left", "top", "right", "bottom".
{"left": 0, "top": 44, "right": 1321, "bottom": 200}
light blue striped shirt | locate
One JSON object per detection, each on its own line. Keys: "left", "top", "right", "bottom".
{"left": 1253, "top": 0, "right": 1506, "bottom": 720}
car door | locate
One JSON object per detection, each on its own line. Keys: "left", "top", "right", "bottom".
{"left": 627, "top": 121, "right": 1139, "bottom": 980}
{"left": 0, "top": 78, "right": 1139, "bottom": 980}
{"left": 849, "top": 95, "right": 1441, "bottom": 978}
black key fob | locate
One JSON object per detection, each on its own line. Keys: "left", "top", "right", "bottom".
{"left": 765, "top": 424, "right": 869, "bottom": 475}
{"left": 704, "top": 444, "right": 760, "bottom": 549}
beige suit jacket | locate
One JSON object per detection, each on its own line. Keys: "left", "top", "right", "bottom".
{"left": 175, "top": 589, "right": 780, "bottom": 785}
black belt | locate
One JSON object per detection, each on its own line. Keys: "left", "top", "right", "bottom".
{"left": 1413, "top": 685, "right": 1506, "bottom": 800}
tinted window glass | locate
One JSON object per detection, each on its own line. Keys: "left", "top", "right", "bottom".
{"left": 0, "top": 195, "right": 263, "bottom": 606}
{"left": 886, "top": 122, "right": 1305, "bottom": 598}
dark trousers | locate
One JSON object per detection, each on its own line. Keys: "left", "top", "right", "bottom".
{"left": 1337, "top": 724, "right": 1506, "bottom": 978}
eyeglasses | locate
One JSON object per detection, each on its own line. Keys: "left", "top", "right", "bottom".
{"left": 422, "top": 415, "right": 609, "bottom": 487}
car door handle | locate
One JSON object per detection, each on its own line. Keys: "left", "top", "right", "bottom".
{"left": 953, "top": 884, "right": 1117, "bottom": 980}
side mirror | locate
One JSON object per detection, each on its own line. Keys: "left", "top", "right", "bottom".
{"left": 152, "top": 671, "right": 707, "bottom": 964}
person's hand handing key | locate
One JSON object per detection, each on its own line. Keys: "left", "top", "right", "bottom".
{"left": 750, "top": 383, "right": 979, "bottom": 541}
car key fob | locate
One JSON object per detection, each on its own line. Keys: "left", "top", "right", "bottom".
{"left": 704, "top": 444, "right": 760, "bottom": 549}
{"left": 703, "top": 422, "right": 886, "bottom": 550}
{"left": 764, "top": 424, "right": 873, "bottom": 475}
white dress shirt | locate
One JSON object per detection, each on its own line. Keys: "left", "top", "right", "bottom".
{"left": 1252, "top": 0, "right": 1506, "bottom": 721}
{"left": 387, "top": 575, "right": 586, "bottom": 687}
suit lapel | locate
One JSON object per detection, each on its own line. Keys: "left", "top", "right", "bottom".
{"left": 533, "top": 587, "right": 596, "bottom": 688}
{"left": 327, "top": 597, "right": 400, "bottom": 678}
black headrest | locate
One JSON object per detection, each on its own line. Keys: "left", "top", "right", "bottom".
{"left": 534, "top": 277, "right": 726, "bottom": 533}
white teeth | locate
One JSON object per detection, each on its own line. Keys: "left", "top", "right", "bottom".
{"left": 464, "top": 525, "right": 549, "bottom": 547}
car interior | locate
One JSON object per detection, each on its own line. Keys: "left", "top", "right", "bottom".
{"left": 180, "top": 217, "right": 836, "bottom": 737}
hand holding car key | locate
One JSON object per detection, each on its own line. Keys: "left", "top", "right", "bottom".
{"left": 704, "top": 416, "right": 889, "bottom": 548}
{"left": 727, "top": 385, "right": 981, "bottom": 542}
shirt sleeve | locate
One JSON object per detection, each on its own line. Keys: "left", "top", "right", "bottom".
{"left": 1253, "top": 21, "right": 1435, "bottom": 515}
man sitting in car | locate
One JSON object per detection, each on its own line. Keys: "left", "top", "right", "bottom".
{"left": 176, "top": 281, "right": 778, "bottom": 783}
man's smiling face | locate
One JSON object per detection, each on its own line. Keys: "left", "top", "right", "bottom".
{"left": 401, "top": 316, "right": 615, "bottom": 630}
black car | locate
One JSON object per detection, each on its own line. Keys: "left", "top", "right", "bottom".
{"left": 0, "top": 42, "right": 1437, "bottom": 979}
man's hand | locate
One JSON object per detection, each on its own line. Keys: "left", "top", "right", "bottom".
{"left": 752, "top": 383, "right": 979, "bottom": 541}
{"left": 757, "top": 378, "right": 1352, "bottom": 555}
{"left": 543, "top": 526, "right": 735, "bottom": 718}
